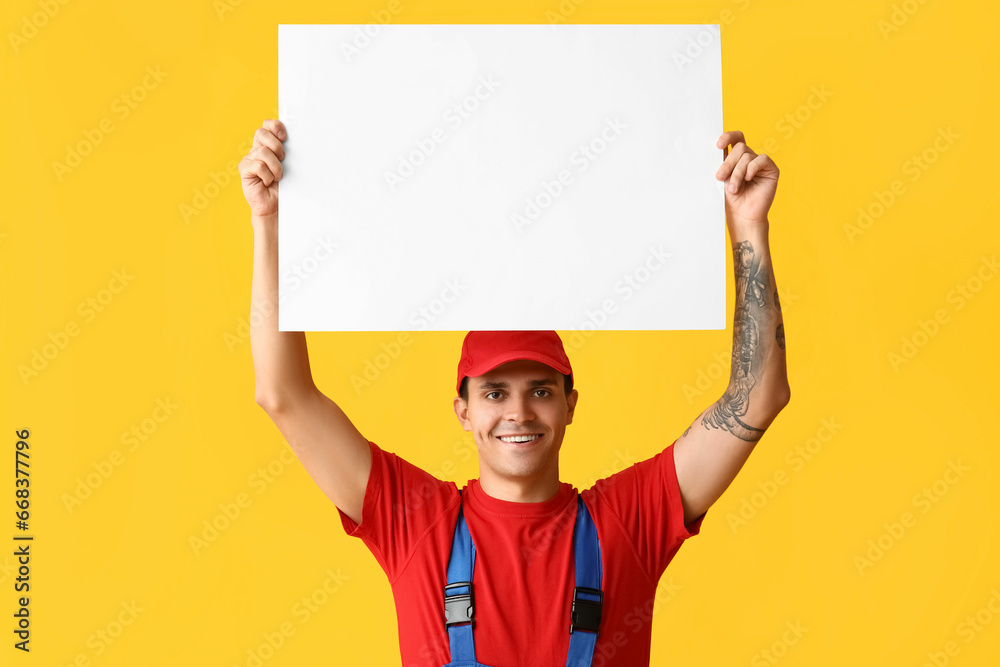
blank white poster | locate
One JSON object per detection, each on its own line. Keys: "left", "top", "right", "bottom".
{"left": 277, "top": 24, "right": 724, "bottom": 332}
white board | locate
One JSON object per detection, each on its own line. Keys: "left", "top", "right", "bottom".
{"left": 278, "top": 24, "right": 725, "bottom": 331}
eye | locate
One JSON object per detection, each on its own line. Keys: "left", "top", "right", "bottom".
{"left": 534, "top": 389, "right": 551, "bottom": 398}
{"left": 485, "top": 391, "right": 502, "bottom": 400}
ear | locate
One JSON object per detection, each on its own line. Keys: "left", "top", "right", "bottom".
{"left": 453, "top": 396, "right": 472, "bottom": 431}
{"left": 565, "top": 389, "right": 579, "bottom": 425}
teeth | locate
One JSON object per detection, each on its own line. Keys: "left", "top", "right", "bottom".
{"left": 498, "top": 434, "right": 540, "bottom": 443}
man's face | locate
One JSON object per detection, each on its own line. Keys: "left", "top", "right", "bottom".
{"left": 453, "top": 359, "right": 578, "bottom": 484}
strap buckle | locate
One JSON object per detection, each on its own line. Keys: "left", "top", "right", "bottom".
{"left": 569, "top": 586, "right": 603, "bottom": 636}
{"left": 444, "top": 581, "right": 475, "bottom": 628}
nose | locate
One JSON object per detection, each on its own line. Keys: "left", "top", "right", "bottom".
{"left": 503, "top": 393, "right": 536, "bottom": 423}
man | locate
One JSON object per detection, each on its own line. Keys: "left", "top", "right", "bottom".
{"left": 238, "top": 119, "right": 789, "bottom": 666}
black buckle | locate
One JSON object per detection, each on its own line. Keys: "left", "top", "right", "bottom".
{"left": 444, "top": 582, "right": 475, "bottom": 627}
{"left": 569, "top": 586, "right": 603, "bottom": 636}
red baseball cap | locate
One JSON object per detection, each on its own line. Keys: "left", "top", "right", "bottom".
{"left": 456, "top": 330, "right": 573, "bottom": 395}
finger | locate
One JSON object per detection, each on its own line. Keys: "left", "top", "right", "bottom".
{"left": 729, "top": 152, "right": 754, "bottom": 193}
{"left": 239, "top": 156, "right": 276, "bottom": 187}
{"left": 715, "top": 141, "right": 752, "bottom": 181}
{"left": 264, "top": 119, "right": 287, "bottom": 141}
{"left": 248, "top": 144, "right": 283, "bottom": 183}
{"left": 716, "top": 130, "right": 746, "bottom": 157}
{"left": 745, "top": 153, "right": 778, "bottom": 180}
{"left": 239, "top": 155, "right": 277, "bottom": 187}
{"left": 252, "top": 126, "right": 286, "bottom": 162}
{"left": 252, "top": 125, "right": 286, "bottom": 162}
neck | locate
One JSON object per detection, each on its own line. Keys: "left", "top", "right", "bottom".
{"left": 477, "top": 468, "right": 562, "bottom": 503}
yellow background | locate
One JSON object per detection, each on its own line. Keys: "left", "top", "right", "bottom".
{"left": 3, "top": 0, "right": 999, "bottom": 665}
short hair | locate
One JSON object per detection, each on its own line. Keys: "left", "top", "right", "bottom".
{"left": 459, "top": 373, "right": 574, "bottom": 403}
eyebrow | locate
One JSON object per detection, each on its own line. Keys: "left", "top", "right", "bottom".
{"left": 477, "top": 379, "right": 556, "bottom": 390}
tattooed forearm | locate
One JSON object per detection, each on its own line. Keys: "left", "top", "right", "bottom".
{"left": 700, "top": 238, "right": 783, "bottom": 442}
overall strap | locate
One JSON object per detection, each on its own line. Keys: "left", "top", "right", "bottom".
{"left": 442, "top": 491, "right": 604, "bottom": 666}
{"left": 566, "top": 495, "right": 603, "bottom": 666}
{"left": 444, "top": 490, "right": 478, "bottom": 663}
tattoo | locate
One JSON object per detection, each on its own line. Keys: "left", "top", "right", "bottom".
{"left": 776, "top": 323, "right": 785, "bottom": 350}
{"left": 774, "top": 288, "right": 781, "bottom": 313}
{"left": 681, "top": 423, "right": 691, "bottom": 439}
{"left": 700, "top": 240, "right": 768, "bottom": 443}
{"left": 734, "top": 240, "right": 768, "bottom": 310}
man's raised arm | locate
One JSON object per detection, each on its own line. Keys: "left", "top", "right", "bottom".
{"left": 239, "top": 119, "right": 371, "bottom": 525}
{"left": 673, "top": 130, "right": 791, "bottom": 526}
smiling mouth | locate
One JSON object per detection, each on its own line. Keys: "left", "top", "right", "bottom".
{"left": 496, "top": 434, "right": 542, "bottom": 444}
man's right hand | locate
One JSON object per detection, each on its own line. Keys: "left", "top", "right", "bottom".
{"left": 238, "top": 119, "right": 286, "bottom": 219}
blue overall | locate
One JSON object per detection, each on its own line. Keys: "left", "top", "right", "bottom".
{"left": 442, "top": 490, "right": 604, "bottom": 667}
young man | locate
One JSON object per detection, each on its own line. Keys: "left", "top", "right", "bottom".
{"left": 239, "top": 120, "right": 789, "bottom": 666}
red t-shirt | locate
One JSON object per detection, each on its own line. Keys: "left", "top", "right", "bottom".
{"left": 338, "top": 439, "right": 706, "bottom": 667}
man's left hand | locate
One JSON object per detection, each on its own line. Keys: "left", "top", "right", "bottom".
{"left": 715, "top": 131, "right": 779, "bottom": 228}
